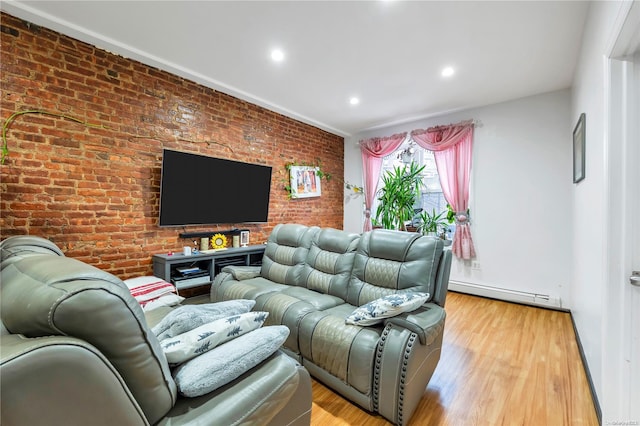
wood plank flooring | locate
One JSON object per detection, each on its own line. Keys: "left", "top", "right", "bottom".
{"left": 310, "top": 291, "right": 599, "bottom": 425}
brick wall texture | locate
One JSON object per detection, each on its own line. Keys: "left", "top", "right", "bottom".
{"left": 0, "top": 13, "right": 345, "bottom": 279}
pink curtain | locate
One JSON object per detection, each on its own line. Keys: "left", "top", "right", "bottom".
{"left": 411, "top": 120, "right": 476, "bottom": 259}
{"left": 359, "top": 133, "right": 407, "bottom": 231}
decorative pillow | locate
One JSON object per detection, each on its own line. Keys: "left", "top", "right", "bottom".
{"left": 161, "top": 311, "right": 269, "bottom": 364}
{"left": 173, "top": 325, "right": 290, "bottom": 397}
{"left": 143, "top": 294, "right": 185, "bottom": 312}
{"left": 152, "top": 300, "right": 255, "bottom": 341}
{"left": 124, "top": 276, "right": 177, "bottom": 307}
{"left": 345, "top": 292, "right": 429, "bottom": 326}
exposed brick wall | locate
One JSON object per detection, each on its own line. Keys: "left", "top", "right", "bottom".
{"left": 0, "top": 13, "right": 344, "bottom": 279}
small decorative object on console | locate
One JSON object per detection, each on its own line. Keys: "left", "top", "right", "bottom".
{"left": 210, "top": 233, "right": 227, "bottom": 250}
{"left": 240, "top": 230, "right": 249, "bottom": 247}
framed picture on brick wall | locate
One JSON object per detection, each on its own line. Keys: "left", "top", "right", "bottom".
{"left": 289, "top": 166, "right": 321, "bottom": 198}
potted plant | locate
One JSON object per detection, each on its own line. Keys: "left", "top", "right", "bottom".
{"left": 417, "top": 208, "right": 449, "bottom": 237}
{"left": 374, "top": 162, "right": 425, "bottom": 231}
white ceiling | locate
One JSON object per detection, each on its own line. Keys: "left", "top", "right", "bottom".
{"left": 1, "top": 1, "right": 590, "bottom": 137}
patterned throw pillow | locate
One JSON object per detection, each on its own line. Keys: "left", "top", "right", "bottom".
{"left": 173, "top": 325, "right": 290, "bottom": 397}
{"left": 161, "top": 311, "right": 269, "bottom": 364}
{"left": 152, "top": 300, "right": 256, "bottom": 341}
{"left": 345, "top": 292, "right": 429, "bottom": 326}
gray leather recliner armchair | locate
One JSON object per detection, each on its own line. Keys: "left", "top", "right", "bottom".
{"left": 0, "top": 235, "right": 312, "bottom": 426}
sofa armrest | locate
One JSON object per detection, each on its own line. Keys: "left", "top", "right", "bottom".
{"left": 376, "top": 303, "right": 446, "bottom": 425}
{"left": 221, "top": 265, "right": 262, "bottom": 280}
{"left": 384, "top": 303, "right": 446, "bottom": 345}
{"left": 1, "top": 334, "right": 148, "bottom": 426}
{"left": 158, "top": 351, "right": 311, "bottom": 426}
{"left": 211, "top": 266, "right": 263, "bottom": 302}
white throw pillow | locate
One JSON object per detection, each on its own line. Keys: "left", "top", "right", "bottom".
{"left": 173, "top": 325, "right": 290, "bottom": 397}
{"left": 345, "top": 292, "right": 429, "bottom": 326}
{"left": 143, "top": 294, "right": 185, "bottom": 312}
{"left": 161, "top": 311, "right": 268, "bottom": 364}
{"left": 152, "top": 300, "right": 256, "bottom": 341}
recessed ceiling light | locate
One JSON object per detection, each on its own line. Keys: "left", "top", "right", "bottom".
{"left": 271, "top": 49, "right": 285, "bottom": 62}
{"left": 441, "top": 66, "right": 455, "bottom": 77}
{"left": 349, "top": 97, "right": 360, "bottom": 105}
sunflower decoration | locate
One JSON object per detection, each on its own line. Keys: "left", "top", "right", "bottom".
{"left": 210, "top": 233, "right": 228, "bottom": 250}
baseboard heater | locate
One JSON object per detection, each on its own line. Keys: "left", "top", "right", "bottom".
{"left": 448, "top": 280, "right": 564, "bottom": 310}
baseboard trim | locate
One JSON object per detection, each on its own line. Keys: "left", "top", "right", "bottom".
{"left": 570, "top": 313, "right": 603, "bottom": 425}
{"left": 448, "top": 280, "right": 566, "bottom": 310}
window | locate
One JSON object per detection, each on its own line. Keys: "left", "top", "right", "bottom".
{"left": 372, "top": 139, "right": 451, "bottom": 234}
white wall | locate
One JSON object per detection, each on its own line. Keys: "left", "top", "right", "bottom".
{"left": 344, "top": 89, "right": 573, "bottom": 307}
{"left": 343, "top": 1, "right": 634, "bottom": 419}
{"left": 570, "top": 0, "right": 633, "bottom": 421}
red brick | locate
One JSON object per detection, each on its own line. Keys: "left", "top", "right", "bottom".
{"left": 0, "top": 12, "right": 344, "bottom": 280}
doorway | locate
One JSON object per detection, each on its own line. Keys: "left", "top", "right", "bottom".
{"left": 605, "top": 2, "right": 640, "bottom": 422}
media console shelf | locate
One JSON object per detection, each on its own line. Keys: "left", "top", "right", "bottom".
{"left": 178, "top": 228, "right": 248, "bottom": 240}
{"left": 152, "top": 245, "right": 266, "bottom": 291}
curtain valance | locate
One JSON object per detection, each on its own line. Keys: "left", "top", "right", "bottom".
{"left": 410, "top": 119, "right": 474, "bottom": 151}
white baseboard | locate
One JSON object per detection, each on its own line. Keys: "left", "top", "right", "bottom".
{"left": 448, "top": 280, "right": 565, "bottom": 310}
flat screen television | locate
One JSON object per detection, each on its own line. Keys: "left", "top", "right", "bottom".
{"left": 159, "top": 149, "right": 272, "bottom": 226}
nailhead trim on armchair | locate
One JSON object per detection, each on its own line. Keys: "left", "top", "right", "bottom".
{"left": 373, "top": 326, "right": 419, "bottom": 424}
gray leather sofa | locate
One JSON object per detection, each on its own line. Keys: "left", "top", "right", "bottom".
{"left": 0, "top": 235, "right": 312, "bottom": 426}
{"left": 211, "top": 224, "right": 452, "bottom": 426}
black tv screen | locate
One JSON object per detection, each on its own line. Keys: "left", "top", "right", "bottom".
{"left": 159, "top": 149, "right": 272, "bottom": 226}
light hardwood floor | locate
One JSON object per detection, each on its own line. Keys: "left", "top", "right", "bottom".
{"left": 310, "top": 291, "right": 599, "bottom": 425}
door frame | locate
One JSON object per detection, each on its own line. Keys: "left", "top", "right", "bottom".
{"left": 603, "top": 1, "right": 640, "bottom": 422}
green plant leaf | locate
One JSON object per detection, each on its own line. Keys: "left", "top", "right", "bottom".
{"left": 375, "top": 162, "right": 425, "bottom": 231}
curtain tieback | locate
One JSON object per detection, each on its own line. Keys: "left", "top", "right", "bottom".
{"left": 364, "top": 209, "right": 371, "bottom": 218}
{"left": 455, "top": 213, "right": 469, "bottom": 225}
